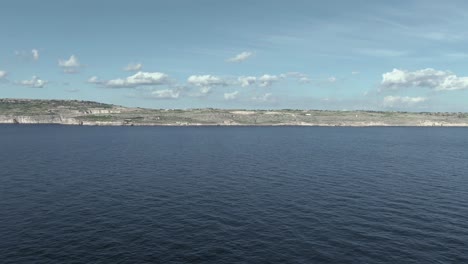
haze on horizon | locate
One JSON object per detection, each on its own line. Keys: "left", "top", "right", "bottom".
{"left": 1, "top": 0, "right": 468, "bottom": 112}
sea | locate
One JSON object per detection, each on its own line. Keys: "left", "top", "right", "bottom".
{"left": 0, "top": 125, "right": 467, "bottom": 263}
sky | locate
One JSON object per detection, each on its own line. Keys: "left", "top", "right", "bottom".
{"left": 1, "top": 0, "right": 468, "bottom": 111}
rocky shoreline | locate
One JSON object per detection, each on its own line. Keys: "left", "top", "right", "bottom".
{"left": 2, "top": 117, "right": 468, "bottom": 127}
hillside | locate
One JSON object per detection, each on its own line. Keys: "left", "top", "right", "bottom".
{"left": 1, "top": 98, "right": 468, "bottom": 126}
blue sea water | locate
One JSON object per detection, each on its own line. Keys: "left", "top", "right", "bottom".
{"left": 0, "top": 125, "right": 467, "bottom": 263}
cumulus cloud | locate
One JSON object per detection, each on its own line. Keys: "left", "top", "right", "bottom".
{"left": 227, "top": 51, "right": 253, "bottom": 62}
{"left": 0, "top": 71, "right": 7, "bottom": 79}
{"left": 186, "top": 75, "right": 227, "bottom": 95}
{"left": 124, "top": 63, "right": 143, "bottom": 72}
{"left": 17, "top": 76, "right": 47, "bottom": 88}
{"left": 150, "top": 89, "right": 180, "bottom": 99}
{"left": 237, "top": 74, "right": 283, "bottom": 87}
{"left": 224, "top": 91, "right": 239, "bottom": 100}
{"left": 187, "top": 75, "right": 227, "bottom": 87}
{"left": 238, "top": 76, "right": 257, "bottom": 87}
{"left": 383, "top": 96, "right": 427, "bottom": 107}
{"left": 32, "top": 49, "right": 39, "bottom": 61}
{"left": 104, "top": 71, "right": 170, "bottom": 88}
{"left": 258, "top": 74, "right": 279, "bottom": 87}
{"left": 58, "top": 55, "right": 81, "bottom": 73}
{"left": 381, "top": 68, "right": 468, "bottom": 91}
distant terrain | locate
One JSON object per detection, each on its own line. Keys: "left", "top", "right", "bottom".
{"left": 1, "top": 98, "right": 468, "bottom": 126}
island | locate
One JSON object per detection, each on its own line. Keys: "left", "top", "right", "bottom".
{"left": 1, "top": 98, "right": 468, "bottom": 126}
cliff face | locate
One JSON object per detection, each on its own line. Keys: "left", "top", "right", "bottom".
{"left": 0, "top": 115, "right": 80, "bottom": 125}
{"left": 2, "top": 98, "right": 468, "bottom": 126}
{"left": 0, "top": 99, "right": 133, "bottom": 126}
{"left": 0, "top": 115, "right": 140, "bottom": 126}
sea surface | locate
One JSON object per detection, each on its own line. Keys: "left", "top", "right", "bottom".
{"left": 0, "top": 125, "right": 467, "bottom": 263}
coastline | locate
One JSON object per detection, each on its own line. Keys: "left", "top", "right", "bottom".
{"left": 2, "top": 99, "right": 468, "bottom": 127}
{"left": 2, "top": 118, "right": 468, "bottom": 127}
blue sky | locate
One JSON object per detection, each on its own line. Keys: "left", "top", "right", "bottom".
{"left": 1, "top": 0, "right": 468, "bottom": 111}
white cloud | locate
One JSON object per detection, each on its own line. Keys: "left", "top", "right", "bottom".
{"left": 18, "top": 76, "right": 47, "bottom": 88}
{"left": 58, "top": 55, "right": 81, "bottom": 73}
{"left": 124, "top": 63, "right": 143, "bottom": 72}
{"left": 280, "top": 72, "right": 307, "bottom": 78}
{"left": 187, "top": 86, "right": 213, "bottom": 97}
{"left": 227, "top": 51, "right": 253, "bottom": 62}
{"left": 104, "top": 71, "right": 170, "bottom": 88}
{"left": 0, "top": 71, "right": 7, "bottom": 79}
{"left": 224, "top": 91, "right": 239, "bottom": 100}
{"left": 187, "top": 75, "right": 227, "bottom": 87}
{"left": 238, "top": 74, "right": 285, "bottom": 87}
{"left": 238, "top": 76, "right": 257, "bottom": 87}
{"left": 32, "top": 49, "right": 39, "bottom": 61}
{"left": 252, "top": 93, "right": 275, "bottom": 103}
{"left": 280, "top": 72, "right": 311, "bottom": 83}
{"left": 239, "top": 73, "right": 302, "bottom": 87}
{"left": 14, "top": 49, "right": 39, "bottom": 61}
{"left": 200, "top": 87, "right": 212, "bottom": 94}
{"left": 381, "top": 68, "right": 468, "bottom": 91}
{"left": 150, "top": 89, "right": 180, "bottom": 99}
{"left": 328, "top": 76, "right": 337, "bottom": 83}
{"left": 258, "top": 74, "right": 279, "bottom": 87}
{"left": 87, "top": 76, "right": 101, "bottom": 84}
{"left": 383, "top": 96, "right": 427, "bottom": 107}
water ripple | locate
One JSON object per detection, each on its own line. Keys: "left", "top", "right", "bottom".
{"left": 0, "top": 126, "right": 467, "bottom": 263}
